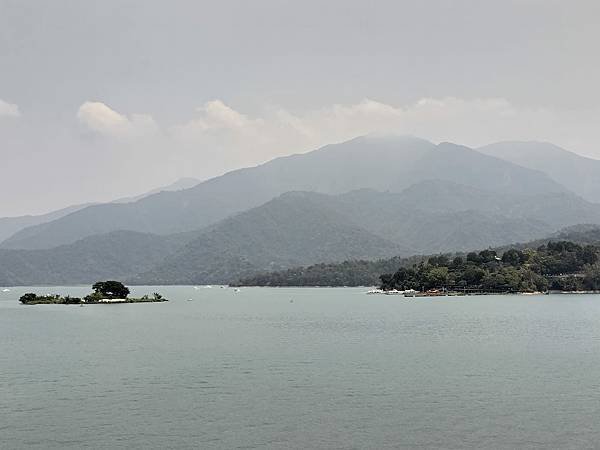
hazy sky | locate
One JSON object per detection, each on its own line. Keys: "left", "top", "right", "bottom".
{"left": 1, "top": 0, "right": 599, "bottom": 216}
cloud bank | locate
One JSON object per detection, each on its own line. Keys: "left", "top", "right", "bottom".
{"left": 0, "top": 98, "right": 20, "bottom": 117}
{"left": 77, "top": 97, "right": 600, "bottom": 168}
{"left": 77, "top": 101, "right": 158, "bottom": 139}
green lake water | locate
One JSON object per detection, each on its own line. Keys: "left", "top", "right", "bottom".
{"left": 2, "top": 286, "right": 600, "bottom": 449}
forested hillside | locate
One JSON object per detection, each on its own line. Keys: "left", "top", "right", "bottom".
{"left": 237, "top": 226, "right": 600, "bottom": 288}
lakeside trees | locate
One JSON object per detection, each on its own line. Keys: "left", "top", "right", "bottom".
{"left": 380, "top": 241, "right": 599, "bottom": 293}
{"left": 236, "top": 232, "right": 600, "bottom": 290}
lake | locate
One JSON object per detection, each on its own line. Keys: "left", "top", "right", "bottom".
{"left": 2, "top": 286, "right": 600, "bottom": 449}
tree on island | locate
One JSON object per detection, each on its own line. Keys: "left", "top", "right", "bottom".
{"left": 20, "top": 293, "right": 38, "bottom": 304}
{"left": 92, "top": 281, "right": 130, "bottom": 299}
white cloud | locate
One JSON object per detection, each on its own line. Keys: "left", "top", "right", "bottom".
{"left": 0, "top": 98, "right": 20, "bottom": 118}
{"left": 75, "top": 97, "right": 600, "bottom": 179}
{"left": 173, "top": 100, "right": 264, "bottom": 139}
{"left": 77, "top": 101, "right": 158, "bottom": 139}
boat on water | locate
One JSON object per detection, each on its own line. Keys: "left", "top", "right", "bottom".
{"left": 366, "top": 289, "right": 420, "bottom": 296}
{"left": 366, "top": 288, "right": 468, "bottom": 297}
{"left": 387, "top": 289, "right": 419, "bottom": 296}
{"left": 410, "top": 290, "right": 447, "bottom": 297}
{"left": 366, "top": 289, "right": 384, "bottom": 295}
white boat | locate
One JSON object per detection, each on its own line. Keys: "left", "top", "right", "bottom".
{"left": 383, "top": 289, "right": 419, "bottom": 296}
{"left": 366, "top": 289, "right": 384, "bottom": 295}
{"left": 384, "top": 289, "right": 406, "bottom": 295}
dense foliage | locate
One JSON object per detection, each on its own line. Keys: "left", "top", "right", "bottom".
{"left": 380, "top": 241, "right": 600, "bottom": 293}
{"left": 91, "top": 280, "right": 130, "bottom": 298}
{"left": 19, "top": 293, "right": 82, "bottom": 305}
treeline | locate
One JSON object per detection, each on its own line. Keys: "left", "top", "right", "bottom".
{"left": 235, "top": 234, "right": 600, "bottom": 289}
{"left": 234, "top": 255, "right": 428, "bottom": 287}
{"left": 381, "top": 241, "right": 600, "bottom": 293}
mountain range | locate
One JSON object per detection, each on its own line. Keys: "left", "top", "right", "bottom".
{"left": 1, "top": 135, "right": 599, "bottom": 285}
{"left": 0, "top": 136, "right": 565, "bottom": 250}
{"left": 0, "top": 177, "right": 200, "bottom": 244}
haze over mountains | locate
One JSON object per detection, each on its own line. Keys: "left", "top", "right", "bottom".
{"left": 0, "top": 136, "right": 566, "bottom": 250}
{"left": 1, "top": 135, "right": 599, "bottom": 286}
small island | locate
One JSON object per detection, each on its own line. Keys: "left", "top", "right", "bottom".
{"left": 19, "top": 281, "right": 167, "bottom": 305}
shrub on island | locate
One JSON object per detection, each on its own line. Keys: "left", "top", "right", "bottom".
{"left": 19, "top": 293, "right": 83, "bottom": 305}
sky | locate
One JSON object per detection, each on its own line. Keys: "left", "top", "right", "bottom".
{"left": 1, "top": 0, "right": 599, "bottom": 216}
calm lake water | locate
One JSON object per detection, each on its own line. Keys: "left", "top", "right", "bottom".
{"left": 2, "top": 286, "right": 600, "bottom": 449}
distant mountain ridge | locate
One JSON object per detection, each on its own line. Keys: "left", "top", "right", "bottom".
{"left": 112, "top": 177, "right": 201, "bottom": 203}
{"left": 0, "top": 177, "right": 201, "bottom": 245}
{"left": 0, "top": 204, "right": 94, "bottom": 245}
{"left": 478, "top": 141, "right": 600, "bottom": 203}
{"left": 1, "top": 135, "right": 567, "bottom": 250}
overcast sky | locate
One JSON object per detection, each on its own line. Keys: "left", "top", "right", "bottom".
{"left": 1, "top": 0, "right": 599, "bottom": 216}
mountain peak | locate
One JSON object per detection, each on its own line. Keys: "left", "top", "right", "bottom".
{"left": 361, "top": 133, "right": 433, "bottom": 144}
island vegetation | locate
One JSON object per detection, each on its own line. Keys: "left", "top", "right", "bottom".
{"left": 380, "top": 241, "right": 600, "bottom": 294}
{"left": 19, "top": 281, "right": 167, "bottom": 305}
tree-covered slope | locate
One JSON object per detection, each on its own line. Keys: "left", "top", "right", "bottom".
{"left": 3, "top": 179, "right": 600, "bottom": 286}
{"left": 331, "top": 181, "right": 600, "bottom": 253}
{"left": 236, "top": 226, "right": 600, "bottom": 287}
{"left": 0, "top": 231, "right": 189, "bottom": 286}
{"left": 129, "top": 192, "right": 408, "bottom": 285}
{"left": 130, "top": 179, "right": 600, "bottom": 285}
